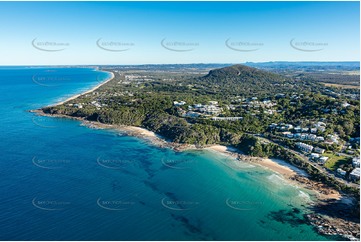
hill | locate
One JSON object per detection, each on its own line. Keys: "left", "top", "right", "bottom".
{"left": 196, "top": 64, "right": 299, "bottom": 97}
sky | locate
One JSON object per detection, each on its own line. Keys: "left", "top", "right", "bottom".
{"left": 0, "top": 1, "right": 359, "bottom": 65}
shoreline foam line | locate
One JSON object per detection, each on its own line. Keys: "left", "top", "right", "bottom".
{"left": 51, "top": 70, "right": 115, "bottom": 107}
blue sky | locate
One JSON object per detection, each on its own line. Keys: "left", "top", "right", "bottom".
{"left": 0, "top": 1, "right": 359, "bottom": 65}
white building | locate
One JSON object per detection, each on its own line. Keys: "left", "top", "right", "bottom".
{"left": 310, "top": 153, "right": 320, "bottom": 159}
{"left": 307, "top": 134, "right": 317, "bottom": 141}
{"left": 326, "top": 134, "right": 339, "bottom": 144}
{"left": 337, "top": 168, "right": 347, "bottom": 177}
{"left": 208, "top": 101, "right": 218, "bottom": 105}
{"left": 301, "top": 128, "right": 309, "bottom": 132}
{"left": 300, "top": 134, "right": 307, "bottom": 140}
{"left": 317, "top": 126, "right": 326, "bottom": 133}
{"left": 341, "top": 102, "right": 350, "bottom": 108}
{"left": 269, "top": 123, "right": 278, "bottom": 129}
{"left": 315, "top": 136, "right": 325, "bottom": 142}
{"left": 294, "top": 127, "right": 302, "bottom": 133}
{"left": 174, "top": 101, "right": 186, "bottom": 106}
{"left": 294, "top": 126, "right": 302, "bottom": 133}
{"left": 286, "top": 133, "right": 294, "bottom": 138}
{"left": 211, "top": 117, "right": 242, "bottom": 121}
{"left": 319, "top": 156, "right": 329, "bottom": 163}
{"left": 350, "top": 168, "right": 360, "bottom": 181}
{"left": 296, "top": 142, "right": 314, "bottom": 153}
{"left": 314, "top": 147, "right": 325, "bottom": 154}
{"left": 185, "top": 111, "right": 200, "bottom": 118}
{"left": 314, "top": 122, "right": 326, "bottom": 133}
{"left": 317, "top": 122, "right": 327, "bottom": 127}
{"left": 352, "top": 157, "right": 360, "bottom": 168}
{"left": 74, "top": 103, "right": 83, "bottom": 109}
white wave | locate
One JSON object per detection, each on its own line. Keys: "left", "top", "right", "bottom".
{"left": 234, "top": 160, "right": 255, "bottom": 169}
{"left": 267, "top": 174, "right": 286, "bottom": 184}
{"left": 298, "top": 190, "right": 311, "bottom": 201}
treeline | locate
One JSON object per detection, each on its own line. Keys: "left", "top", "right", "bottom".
{"left": 42, "top": 104, "right": 242, "bottom": 145}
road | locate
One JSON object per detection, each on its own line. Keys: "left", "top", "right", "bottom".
{"left": 252, "top": 133, "right": 359, "bottom": 189}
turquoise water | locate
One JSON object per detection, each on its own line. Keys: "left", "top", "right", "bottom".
{"left": 0, "top": 67, "right": 333, "bottom": 240}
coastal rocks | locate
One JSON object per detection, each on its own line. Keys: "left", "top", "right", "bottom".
{"left": 172, "top": 143, "right": 194, "bottom": 152}
{"left": 289, "top": 175, "right": 339, "bottom": 198}
{"left": 307, "top": 196, "right": 360, "bottom": 240}
{"left": 237, "top": 154, "right": 261, "bottom": 163}
{"left": 305, "top": 213, "right": 360, "bottom": 240}
{"left": 81, "top": 121, "right": 107, "bottom": 129}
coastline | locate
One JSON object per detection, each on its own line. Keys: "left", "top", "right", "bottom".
{"left": 203, "top": 145, "right": 341, "bottom": 201}
{"left": 30, "top": 69, "right": 359, "bottom": 240}
{"left": 30, "top": 109, "right": 341, "bottom": 201}
{"left": 29, "top": 67, "right": 342, "bottom": 201}
{"left": 205, "top": 145, "right": 299, "bottom": 178}
{"left": 52, "top": 70, "right": 115, "bottom": 107}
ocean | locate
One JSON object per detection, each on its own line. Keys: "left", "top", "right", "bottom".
{"left": 0, "top": 67, "right": 333, "bottom": 240}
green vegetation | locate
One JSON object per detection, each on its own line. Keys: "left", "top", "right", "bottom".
{"left": 41, "top": 64, "right": 360, "bottom": 198}
{"left": 323, "top": 152, "right": 351, "bottom": 171}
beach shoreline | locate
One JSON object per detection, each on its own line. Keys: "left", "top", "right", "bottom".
{"left": 203, "top": 145, "right": 341, "bottom": 201}
{"left": 29, "top": 67, "right": 342, "bottom": 201}
{"left": 51, "top": 70, "right": 115, "bottom": 107}
{"left": 29, "top": 68, "right": 359, "bottom": 240}
{"left": 30, "top": 109, "right": 341, "bottom": 201}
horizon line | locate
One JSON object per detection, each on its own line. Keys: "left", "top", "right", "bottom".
{"left": 0, "top": 61, "right": 360, "bottom": 67}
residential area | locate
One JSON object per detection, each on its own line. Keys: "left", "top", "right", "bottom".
{"left": 172, "top": 93, "right": 360, "bottom": 184}
{"left": 51, "top": 68, "right": 360, "bottom": 188}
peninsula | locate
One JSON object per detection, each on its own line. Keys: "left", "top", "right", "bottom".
{"left": 33, "top": 63, "right": 360, "bottom": 240}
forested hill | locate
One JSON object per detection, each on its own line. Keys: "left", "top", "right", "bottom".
{"left": 196, "top": 64, "right": 303, "bottom": 96}
{"left": 205, "top": 64, "right": 283, "bottom": 79}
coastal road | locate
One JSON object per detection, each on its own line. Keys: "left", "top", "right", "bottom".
{"left": 252, "top": 133, "right": 360, "bottom": 189}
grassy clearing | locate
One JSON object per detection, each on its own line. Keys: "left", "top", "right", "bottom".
{"left": 323, "top": 152, "right": 350, "bottom": 171}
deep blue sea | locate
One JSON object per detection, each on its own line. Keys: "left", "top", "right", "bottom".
{"left": 0, "top": 67, "right": 333, "bottom": 240}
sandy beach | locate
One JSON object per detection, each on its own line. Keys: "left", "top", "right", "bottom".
{"left": 205, "top": 144, "right": 341, "bottom": 200}
{"left": 33, "top": 106, "right": 342, "bottom": 202}
{"left": 52, "top": 71, "right": 115, "bottom": 106}
{"left": 206, "top": 145, "right": 298, "bottom": 178}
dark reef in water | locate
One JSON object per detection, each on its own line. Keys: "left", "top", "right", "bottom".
{"left": 170, "top": 214, "right": 215, "bottom": 240}
{"left": 267, "top": 208, "right": 306, "bottom": 227}
{"left": 305, "top": 198, "right": 360, "bottom": 240}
